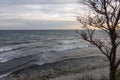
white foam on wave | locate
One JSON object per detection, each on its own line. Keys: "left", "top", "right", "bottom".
{"left": 0, "top": 43, "right": 51, "bottom": 63}
{"left": 0, "top": 40, "right": 89, "bottom": 63}
{"left": 59, "top": 39, "right": 82, "bottom": 44}
{"left": 35, "top": 51, "right": 64, "bottom": 65}
{"left": 0, "top": 43, "right": 29, "bottom": 53}
{"left": 0, "top": 44, "right": 29, "bottom": 62}
{"left": 0, "top": 41, "right": 46, "bottom": 53}
{"left": 0, "top": 50, "right": 21, "bottom": 62}
{"left": 52, "top": 43, "right": 88, "bottom": 51}
{"left": 0, "top": 47, "right": 13, "bottom": 52}
{"left": 0, "top": 72, "right": 11, "bottom": 79}
{"left": 36, "top": 53, "right": 56, "bottom": 65}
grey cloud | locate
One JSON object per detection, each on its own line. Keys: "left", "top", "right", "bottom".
{"left": 0, "top": 0, "right": 84, "bottom": 30}
{"left": 0, "top": 20, "right": 80, "bottom": 30}
{"left": 0, "top": 3, "right": 83, "bottom": 21}
{"left": 0, "top": 0, "right": 79, "bottom": 6}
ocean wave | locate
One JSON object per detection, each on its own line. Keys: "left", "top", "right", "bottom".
{"left": 9, "top": 42, "right": 30, "bottom": 45}
{"left": 0, "top": 41, "right": 45, "bottom": 53}
{"left": 0, "top": 45, "right": 27, "bottom": 53}
{"left": 0, "top": 44, "right": 89, "bottom": 63}
{"left": 59, "top": 39, "right": 83, "bottom": 45}
{"left": 0, "top": 39, "right": 89, "bottom": 63}
{"left": 35, "top": 52, "right": 62, "bottom": 65}
{"left": 0, "top": 47, "right": 13, "bottom": 52}
{"left": 0, "top": 46, "right": 51, "bottom": 63}
{"left": 52, "top": 44, "right": 88, "bottom": 51}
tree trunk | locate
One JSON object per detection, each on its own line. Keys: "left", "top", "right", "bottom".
{"left": 109, "top": 68, "right": 116, "bottom": 80}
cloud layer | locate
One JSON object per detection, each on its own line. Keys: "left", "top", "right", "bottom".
{"left": 0, "top": 0, "right": 78, "bottom": 5}
{"left": 0, "top": 0, "right": 88, "bottom": 30}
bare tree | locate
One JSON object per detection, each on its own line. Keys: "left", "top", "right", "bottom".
{"left": 77, "top": 0, "right": 120, "bottom": 80}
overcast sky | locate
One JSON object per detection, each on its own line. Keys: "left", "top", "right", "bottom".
{"left": 0, "top": 0, "right": 89, "bottom": 30}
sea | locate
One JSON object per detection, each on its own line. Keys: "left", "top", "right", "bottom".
{"left": 0, "top": 30, "right": 89, "bottom": 63}
{"left": 0, "top": 30, "right": 108, "bottom": 78}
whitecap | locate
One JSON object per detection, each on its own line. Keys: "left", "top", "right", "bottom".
{"left": 52, "top": 43, "right": 88, "bottom": 51}
{"left": 59, "top": 38, "right": 84, "bottom": 45}
{"left": 0, "top": 47, "right": 13, "bottom": 52}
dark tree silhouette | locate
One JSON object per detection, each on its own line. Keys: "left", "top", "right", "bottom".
{"left": 77, "top": 0, "right": 120, "bottom": 80}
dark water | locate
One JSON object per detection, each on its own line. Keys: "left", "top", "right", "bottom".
{"left": 0, "top": 30, "right": 89, "bottom": 63}
{"left": 0, "top": 30, "right": 76, "bottom": 46}
{"left": 0, "top": 30, "right": 109, "bottom": 79}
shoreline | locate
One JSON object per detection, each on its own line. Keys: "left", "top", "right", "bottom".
{"left": 0, "top": 47, "right": 110, "bottom": 80}
{"left": 1, "top": 55, "right": 108, "bottom": 80}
